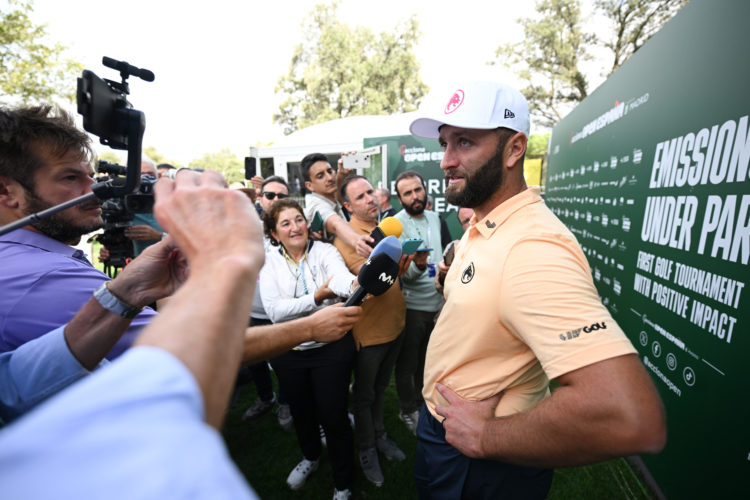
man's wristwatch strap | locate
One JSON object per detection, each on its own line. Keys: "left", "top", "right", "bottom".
{"left": 93, "top": 283, "right": 143, "bottom": 319}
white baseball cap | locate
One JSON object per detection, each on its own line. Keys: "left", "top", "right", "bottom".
{"left": 409, "top": 81, "right": 530, "bottom": 138}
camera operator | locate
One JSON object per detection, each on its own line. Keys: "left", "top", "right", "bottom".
{"left": 0, "top": 105, "right": 158, "bottom": 359}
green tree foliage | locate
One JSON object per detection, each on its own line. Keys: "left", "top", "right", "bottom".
{"left": 188, "top": 148, "right": 244, "bottom": 185}
{"left": 0, "top": 0, "right": 82, "bottom": 105}
{"left": 494, "top": 0, "right": 686, "bottom": 128}
{"left": 274, "top": 2, "right": 428, "bottom": 135}
{"left": 527, "top": 133, "right": 552, "bottom": 158}
{"left": 596, "top": 0, "right": 688, "bottom": 73}
{"left": 495, "top": 0, "right": 594, "bottom": 128}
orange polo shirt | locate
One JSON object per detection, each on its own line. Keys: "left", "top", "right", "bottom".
{"left": 333, "top": 215, "right": 406, "bottom": 349}
{"left": 423, "top": 187, "right": 635, "bottom": 419}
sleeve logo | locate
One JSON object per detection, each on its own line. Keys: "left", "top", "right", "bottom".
{"left": 559, "top": 321, "right": 608, "bottom": 341}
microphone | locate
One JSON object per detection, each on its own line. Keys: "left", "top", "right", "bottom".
{"left": 367, "top": 216, "right": 403, "bottom": 247}
{"left": 102, "top": 56, "right": 155, "bottom": 82}
{"left": 345, "top": 236, "right": 401, "bottom": 306}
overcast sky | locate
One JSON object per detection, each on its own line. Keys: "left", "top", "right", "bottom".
{"left": 31, "top": 0, "right": 552, "bottom": 164}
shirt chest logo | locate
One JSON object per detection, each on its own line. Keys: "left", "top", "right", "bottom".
{"left": 461, "top": 262, "right": 475, "bottom": 284}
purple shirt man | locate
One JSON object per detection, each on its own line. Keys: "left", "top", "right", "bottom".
{"left": 0, "top": 228, "right": 155, "bottom": 359}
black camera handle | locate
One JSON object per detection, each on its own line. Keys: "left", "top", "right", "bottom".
{"left": 0, "top": 108, "right": 145, "bottom": 237}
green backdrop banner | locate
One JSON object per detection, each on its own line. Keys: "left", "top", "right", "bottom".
{"left": 545, "top": 1, "right": 749, "bottom": 497}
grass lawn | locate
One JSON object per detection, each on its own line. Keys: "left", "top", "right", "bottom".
{"left": 223, "top": 372, "right": 656, "bottom": 500}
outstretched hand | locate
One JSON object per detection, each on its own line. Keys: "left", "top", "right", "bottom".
{"left": 313, "top": 276, "right": 336, "bottom": 303}
{"left": 399, "top": 254, "right": 415, "bottom": 276}
{"left": 308, "top": 303, "right": 362, "bottom": 343}
{"left": 355, "top": 234, "right": 374, "bottom": 258}
{"left": 108, "top": 236, "right": 188, "bottom": 307}
{"left": 434, "top": 382, "right": 504, "bottom": 459}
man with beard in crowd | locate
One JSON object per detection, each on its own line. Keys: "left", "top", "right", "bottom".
{"left": 408, "top": 81, "right": 666, "bottom": 499}
{"left": 0, "top": 105, "right": 156, "bottom": 359}
{"left": 392, "top": 170, "right": 444, "bottom": 435}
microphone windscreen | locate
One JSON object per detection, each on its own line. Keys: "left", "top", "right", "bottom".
{"left": 357, "top": 252, "right": 400, "bottom": 296}
{"left": 370, "top": 236, "right": 401, "bottom": 263}
{"left": 378, "top": 217, "right": 403, "bottom": 238}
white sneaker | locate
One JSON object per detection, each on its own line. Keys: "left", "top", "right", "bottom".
{"left": 398, "top": 410, "right": 419, "bottom": 435}
{"left": 332, "top": 488, "right": 352, "bottom": 500}
{"left": 286, "top": 458, "right": 319, "bottom": 490}
{"left": 276, "top": 403, "right": 293, "bottom": 430}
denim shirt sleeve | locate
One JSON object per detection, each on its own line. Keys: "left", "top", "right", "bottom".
{"left": 0, "top": 325, "right": 98, "bottom": 423}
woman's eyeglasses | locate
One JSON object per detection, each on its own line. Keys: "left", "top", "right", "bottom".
{"left": 262, "top": 192, "right": 289, "bottom": 200}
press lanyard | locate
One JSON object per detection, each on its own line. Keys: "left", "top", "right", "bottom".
{"left": 281, "top": 245, "right": 311, "bottom": 295}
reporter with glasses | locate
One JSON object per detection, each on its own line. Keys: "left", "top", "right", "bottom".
{"left": 259, "top": 198, "right": 357, "bottom": 500}
{"left": 254, "top": 176, "right": 289, "bottom": 215}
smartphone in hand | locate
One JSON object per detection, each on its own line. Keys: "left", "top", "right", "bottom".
{"left": 401, "top": 238, "right": 424, "bottom": 255}
{"left": 443, "top": 240, "right": 457, "bottom": 266}
{"left": 310, "top": 211, "right": 324, "bottom": 232}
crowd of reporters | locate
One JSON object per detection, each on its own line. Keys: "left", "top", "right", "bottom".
{"left": 0, "top": 105, "right": 461, "bottom": 500}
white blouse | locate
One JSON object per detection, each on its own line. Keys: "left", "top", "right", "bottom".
{"left": 259, "top": 240, "right": 355, "bottom": 350}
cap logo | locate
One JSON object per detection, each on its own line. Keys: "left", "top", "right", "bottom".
{"left": 504, "top": 109, "right": 515, "bottom": 119}
{"left": 445, "top": 89, "right": 465, "bottom": 114}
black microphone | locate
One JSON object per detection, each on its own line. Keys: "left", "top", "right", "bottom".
{"left": 345, "top": 253, "right": 400, "bottom": 306}
{"left": 102, "top": 57, "right": 155, "bottom": 82}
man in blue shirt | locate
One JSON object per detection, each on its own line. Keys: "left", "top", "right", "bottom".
{"left": 0, "top": 105, "right": 157, "bottom": 359}
{"left": 392, "top": 170, "right": 444, "bottom": 434}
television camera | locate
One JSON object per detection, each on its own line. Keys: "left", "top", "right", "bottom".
{"left": 92, "top": 160, "right": 157, "bottom": 272}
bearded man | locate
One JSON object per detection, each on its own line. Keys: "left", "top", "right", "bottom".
{"left": 0, "top": 105, "right": 156, "bottom": 358}
{"left": 409, "top": 81, "right": 665, "bottom": 499}
{"left": 392, "top": 170, "right": 444, "bottom": 435}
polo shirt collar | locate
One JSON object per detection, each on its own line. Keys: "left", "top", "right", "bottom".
{"left": 307, "top": 191, "right": 340, "bottom": 209}
{"left": 349, "top": 214, "right": 376, "bottom": 232}
{"left": 0, "top": 227, "right": 77, "bottom": 257}
{"left": 472, "top": 186, "right": 542, "bottom": 239}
